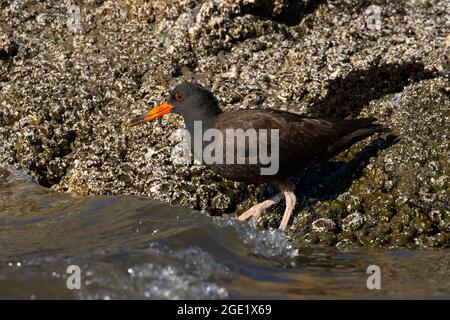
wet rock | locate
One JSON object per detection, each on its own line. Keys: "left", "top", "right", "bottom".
{"left": 342, "top": 212, "right": 365, "bottom": 232}
{"left": 311, "top": 218, "right": 336, "bottom": 233}
{"left": 0, "top": 0, "right": 449, "bottom": 248}
{"left": 0, "top": 167, "right": 10, "bottom": 185}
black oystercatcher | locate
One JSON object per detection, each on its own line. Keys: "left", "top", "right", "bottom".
{"left": 132, "top": 83, "right": 386, "bottom": 231}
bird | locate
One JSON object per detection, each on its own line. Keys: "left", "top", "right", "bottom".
{"left": 131, "top": 82, "right": 386, "bottom": 231}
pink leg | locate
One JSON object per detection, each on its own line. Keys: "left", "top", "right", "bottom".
{"left": 237, "top": 193, "right": 283, "bottom": 221}
{"left": 278, "top": 189, "right": 296, "bottom": 231}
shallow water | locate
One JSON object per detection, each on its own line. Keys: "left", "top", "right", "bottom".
{"left": 0, "top": 171, "right": 449, "bottom": 299}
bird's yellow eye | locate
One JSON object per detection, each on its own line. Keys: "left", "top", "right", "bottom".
{"left": 174, "top": 92, "right": 183, "bottom": 101}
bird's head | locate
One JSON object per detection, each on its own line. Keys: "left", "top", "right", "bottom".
{"left": 131, "top": 82, "right": 221, "bottom": 125}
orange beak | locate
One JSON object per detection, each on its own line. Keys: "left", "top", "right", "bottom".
{"left": 130, "top": 101, "right": 173, "bottom": 126}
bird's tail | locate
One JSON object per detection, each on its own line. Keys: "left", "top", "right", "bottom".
{"left": 326, "top": 118, "right": 389, "bottom": 157}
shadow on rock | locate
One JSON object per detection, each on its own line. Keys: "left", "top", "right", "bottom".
{"left": 310, "top": 61, "right": 437, "bottom": 118}
{"left": 258, "top": 136, "right": 399, "bottom": 225}
{"left": 293, "top": 136, "right": 399, "bottom": 205}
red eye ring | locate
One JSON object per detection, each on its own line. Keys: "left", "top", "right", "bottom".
{"left": 175, "top": 92, "right": 183, "bottom": 101}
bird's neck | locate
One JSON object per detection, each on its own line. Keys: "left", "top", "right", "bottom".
{"left": 182, "top": 104, "right": 221, "bottom": 164}
{"left": 183, "top": 104, "right": 221, "bottom": 136}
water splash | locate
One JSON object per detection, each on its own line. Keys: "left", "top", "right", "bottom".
{"left": 213, "top": 217, "right": 299, "bottom": 259}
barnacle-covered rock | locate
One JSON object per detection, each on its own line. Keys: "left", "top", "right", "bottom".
{"left": 0, "top": 0, "right": 448, "bottom": 248}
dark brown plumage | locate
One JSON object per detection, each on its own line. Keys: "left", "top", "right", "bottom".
{"left": 132, "top": 82, "right": 386, "bottom": 231}
{"left": 210, "top": 109, "right": 383, "bottom": 186}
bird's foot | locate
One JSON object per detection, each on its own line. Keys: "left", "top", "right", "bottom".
{"left": 237, "top": 205, "right": 264, "bottom": 222}
{"left": 237, "top": 200, "right": 274, "bottom": 222}
{"left": 237, "top": 193, "right": 284, "bottom": 222}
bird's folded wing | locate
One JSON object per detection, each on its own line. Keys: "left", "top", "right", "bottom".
{"left": 215, "top": 109, "right": 342, "bottom": 166}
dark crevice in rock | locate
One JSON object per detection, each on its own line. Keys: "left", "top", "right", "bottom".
{"left": 0, "top": 41, "right": 18, "bottom": 61}
{"left": 35, "top": 167, "right": 66, "bottom": 189}
{"left": 37, "top": 176, "right": 52, "bottom": 188}
{"left": 310, "top": 61, "right": 438, "bottom": 118}
{"left": 54, "top": 131, "right": 77, "bottom": 158}
{"left": 30, "top": 131, "right": 77, "bottom": 189}
{"left": 242, "top": 0, "right": 327, "bottom": 26}
{"left": 31, "top": 163, "right": 53, "bottom": 188}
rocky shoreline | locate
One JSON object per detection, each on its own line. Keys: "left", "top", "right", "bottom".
{"left": 1, "top": 0, "right": 449, "bottom": 248}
